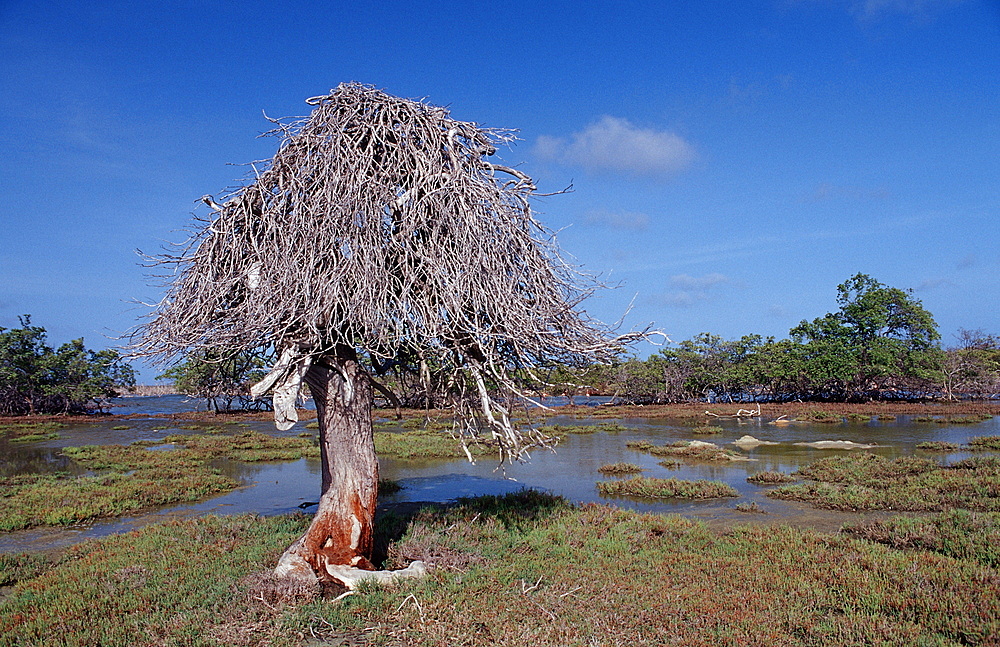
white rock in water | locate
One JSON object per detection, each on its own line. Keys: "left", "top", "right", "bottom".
{"left": 793, "top": 440, "right": 878, "bottom": 450}
{"left": 732, "top": 435, "right": 779, "bottom": 448}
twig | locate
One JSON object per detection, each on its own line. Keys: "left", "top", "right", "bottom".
{"left": 395, "top": 593, "right": 426, "bottom": 624}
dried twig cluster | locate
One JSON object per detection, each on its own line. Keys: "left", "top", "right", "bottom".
{"left": 133, "top": 82, "right": 644, "bottom": 461}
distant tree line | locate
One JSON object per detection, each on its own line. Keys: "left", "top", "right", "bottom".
{"left": 157, "top": 350, "right": 272, "bottom": 413}
{"left": 158, "top": 273, "right": 1000, "bottom": 408}
{"left": 0, "top": 316, "right": 136, "bottom": 415}
{"left": 539, "top": 274, "right": 999, "bottom": 404}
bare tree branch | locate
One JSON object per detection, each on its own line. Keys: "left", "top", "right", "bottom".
{"left": 130, "top": 82, "right": 650, "bottom": 461}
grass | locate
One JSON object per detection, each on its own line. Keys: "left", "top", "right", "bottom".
{"left": 0, "top": 446, "right": 238, "bottom": 531}
{"left": 915, "top": 441, "right": 960, "bottom": 452}
{"left": 597, "top": 476, "right": 738, "bottom": 499}
{"left": 948, "top": 414, "right": 993, "bottom": 423}
{"left": 161, "top": 430, "right": 320, "bottom": 462}
{"left": 767, "top": 453, "right": 1000, "bottom": 512}
{"left": 0, "top": 552, "right": 51, "bottom": 586}
{"left": 969, "top": 435, "right": 1000, "bottom": 450}
{"left": 797, "top": 410, "right": 842, "bottom": 423}
{"left": 0, "top": 431, "right": 328, "bottom": 531}
{"left": 908, "top": 415, "right": 992, "bottom": 425}
{"left": 690, "top": 425, "right": 723, "bottom": 435}
{"left": 0, "top": 422, "right": 65, "bottom": 443}
{"left": 374, "top": 428, "right": 500, "bottom": 459}
{"left": 746, "top": 471, "right": 796, "bottom": 484}
{"left": 596, "top": 462, "right": 643, "bottom": 475}
{"left": 177, "top": 423, "right": 226, "bottom": 433}
{"left": 8, "top": 432, "right": 60, "bottom": 443}
{"left": 535, "top": 422, "right": 625, "bottom": 437}
{"left": 844, "top": 509, "right": 1000, "bottom": 567}
{"left": 2, "top": 491, "right": 998, "bottom": 646}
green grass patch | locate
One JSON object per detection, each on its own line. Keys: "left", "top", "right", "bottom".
{"left": 969, "top": 435, "right": 1000, "bottom": 450}
{"left": 374, "top": 428, "right": 499, "bottom": 459}
{"left": 0, "top": 514, "right": 308, "bottom": 647}
{"left": 400, "top": 417, "right": 453, "bottom": 431}
{"left": 597, "top": 462, "right": 643, "bottom": 475}
{"left": 844, "top": 509, "right": 1000, "bottom": 567}
{"left": 162, "top": 430, "right": 320, "bottom": 462}
{"left": 597, "top": 476, "right": 737, "bottom": 499}
{"left": 691, "top": 425, "right": 723, "bottom": 435}
{"left": 0, "top": 445, "right": 238, "bottom": 531}
{"left": 110, "top": 425, "right": 131, "bottom": 430}
{"left": 0, "top": 422, "right": 65, "bottom": 442}
{"left": 915, "top": 441, "right": 960, "bottom": 452}
{"left": 177, "top": 424, "right": 226, "bottom": 433}
{"left": 628, "top": 439, "right": 747, "bottom": 462}
{"left": 0, "top": 552, "right": 52, "bottom": 587}
{"left": 8, "top": 432, "right": 60, "bottom": 443}
{"left": 797, "top": 410, "right": 842, "bottom": 423}
{"left": 2, "top": 493, "right": 999, "bottom": 646}
{"left": 747, "top": 471, "right": 796, "bottom": 484}
{"left": 768, "top": 453, "right": 1000, "bottom": 512}
{"left": 0, "top": 431, "right": 329, "bottom": 531}
{"left": 535, "top": 422, "right": 625, "bottom": 437}
{"left": 948, "top": 414, "right": 993, "bottom": 424}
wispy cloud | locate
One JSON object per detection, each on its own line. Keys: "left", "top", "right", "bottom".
{"left": 656, "top": 273, "right": 730, "bottom": 308}
{"left": 794, "top": 0, "right": 966, "bottom": 22}
{"left": 535, "top": 116, "right": 695, "bottom": 178}
{"left": 584, "top": 209, "right": 651, "bottom": 231}
{"left": 855, "top": 0, "right": 962, "bottom": 20}
{"left": 957, "top": 253, "right": 978, "bottom": 270}
{"left": 913, "top": 278, "right": 956, "bottom": 291}
{"left": 805, "top": 182, "right": 891, "bottom": 203}
{"left": 669, "top": 273, "right": 729, "bottom": 290}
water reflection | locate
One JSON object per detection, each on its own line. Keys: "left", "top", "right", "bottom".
{"left": 1, "top": 399, "right": 998, "bottom": 553}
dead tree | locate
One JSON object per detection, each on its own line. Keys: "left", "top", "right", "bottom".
{"left": 132, "top": 83, "right": 645, "bottom": 587}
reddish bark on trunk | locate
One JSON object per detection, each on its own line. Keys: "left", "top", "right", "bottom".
{"left": 276, "top": 345, "right": 378, "bottom": 582}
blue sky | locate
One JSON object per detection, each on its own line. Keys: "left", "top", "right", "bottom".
{"left": 1, "top": 0, "right": 998, "bottom": 381}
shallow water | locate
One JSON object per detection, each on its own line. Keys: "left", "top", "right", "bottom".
{"left": 1, "top": 396, "right": 997, "bottom": 553}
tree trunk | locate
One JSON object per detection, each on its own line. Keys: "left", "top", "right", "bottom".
{"left": 274, "top": 345, "right": 378, "bottom": 585}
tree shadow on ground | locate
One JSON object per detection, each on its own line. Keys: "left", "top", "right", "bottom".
{"left": 372, "top": 489, "right": 568, "bottom": 567}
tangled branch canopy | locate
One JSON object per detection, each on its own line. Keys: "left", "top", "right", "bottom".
{"left": 134, "top": 83, "right": 643, "bottom": 456}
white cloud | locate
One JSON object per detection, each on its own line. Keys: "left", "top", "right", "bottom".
{"left": 534, "top": 116, "right": 695, "bottom": 178}
{"left": 668, "top": 273, "right": 729, "bottom": 290}
{"left": 656, "top": 273, "right": 730, "bottom": 308}
{"left": 659, "top": 291, "right": 705, "bottom": 307}
{"left": 584, "top": 209, "right": 651, "bottom": 231}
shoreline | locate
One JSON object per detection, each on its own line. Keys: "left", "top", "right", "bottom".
{"left": 4, "top": 400, "right": 998, "bottom": 427}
